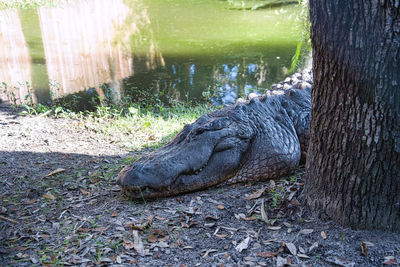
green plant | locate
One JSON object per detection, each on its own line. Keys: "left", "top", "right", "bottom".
{"left": 288, "top": 0, "right": 311, "bottom": 74}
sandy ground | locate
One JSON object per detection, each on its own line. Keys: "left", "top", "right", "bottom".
{"left": 0, "top": 102, "right": 399, "bottom": 266}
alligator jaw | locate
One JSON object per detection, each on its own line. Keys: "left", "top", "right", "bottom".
{"left": 116, "top": 119, "right": 252, "bottom": 200}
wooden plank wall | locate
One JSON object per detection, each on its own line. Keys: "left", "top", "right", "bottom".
{"left": 0, "top": 10, "right": 33, "bottom": 104}
{"left": 0, "top": 0, "right": 165, "bottom": 103}
{"left": 38, "top": 0, "right": 134, "bottom": 99}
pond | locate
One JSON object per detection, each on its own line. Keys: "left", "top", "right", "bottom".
{"left": 0, "top": 0, "right": 305, "bottom": 108}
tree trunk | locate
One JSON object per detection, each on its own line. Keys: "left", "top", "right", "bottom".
{"left": 305, "top": 0, "right": 400, "bottom": 231}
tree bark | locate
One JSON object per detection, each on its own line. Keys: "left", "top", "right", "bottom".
{"left": 305, "top": 0, "right": 400, "bottom": 231}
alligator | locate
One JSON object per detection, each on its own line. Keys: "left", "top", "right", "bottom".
{"left": 117, "top": 70, "right": 312, "bottom": 199}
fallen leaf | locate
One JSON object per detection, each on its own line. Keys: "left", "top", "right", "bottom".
{"left": 283, "top": 222, "right": 292, "bottom": 228}
{"left": 299, "top": 229, "right": 314, "bottom": 235}
{"left": 309, "top": 242, "right": 318, "bottom": 252}
{"left": 234, "top": 213, "right": 245, "bottom": 219}
{"left": 111, "top": 212, "right": 118, "bottom": 217}
{"left": 267, "top": 226, "right": 281, "bottom": 230}
{"left": 260, "top": 199, "right": 268, "bottom": 223}
{"left": 132, "top": 230, "right": 145, "bottom": 256}
{"left": 321, "top": 231, "right": 327, "bottom": 239}
{"left": 152, "top": 228, "right": 166, "bottom": 236}
{"left": 80, "top": 189, "right": 91, "bottom": 195}
{"left": 257, "top": 251, "right": 277, "bottom": 258}
{"left": 45, "top": 168, "right": 65, "bottom": 177}
{"left": 147, "top": 234, "right": 157, "bottom": 243}
{"left": 77, "top": 227, "right": 91, "bottom": 233}
{"left": 93, "top": 226, "right": 108, "bottom": 232}
{"left": 245, "top": 187, "right": 266, "bottom": 200}
{"left": 217, "top": 204, "right": 225, "bottom": 210}
{"left": 158, "top": 236, "right": 170, "bottom": 242}
{"left": 42, "top": 193, "right": 56, "bottom": 200}
{"left": 202, "top": 249, "right": 218, "bottom": 258}
{"left": 23, "top": 199, "right": 36, "bottom": 205}
{"left": 325, "top": 256, "right": 355, "bottom": 267}
{"left": 215, "top": 234, "right": 228, "bottom": 239}
{"left": 383, "top": 256, "right": 398, "bottom": 265}
{"left": 126, "top": 215, "right": 154, "bottom": 231}
{"left": 205, "top": 215, "right": 219, "bottom": 220}
{"left": 285, "top": 242, "right": 297, "bottom": 256}
{"left": 122, "top": 239, "right": 134, "bottom": 250}
{"left": 243, "top": 216, "right": 256, "bottom": 221}
{"left": 235, "top": 236, "right": 251, "bottom": 252}
{"left": 297, "top": 253, "right": 310, "bottom": 258}
{"left": 360, "top": 241, "right": 374, "bottom": 257}
{"left": 269, "top": 180, "right": 276, "bottom": 190}
{"left": 276, "top": 256, "right": 290, "bottom": 267}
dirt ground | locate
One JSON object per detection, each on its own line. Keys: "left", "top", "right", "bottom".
{"left": 0, "top": 102, "right": 399, "bottom": 267}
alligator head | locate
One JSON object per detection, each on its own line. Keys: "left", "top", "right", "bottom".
{"left": 116, "top": 108, "right": 255, "bottom": 199}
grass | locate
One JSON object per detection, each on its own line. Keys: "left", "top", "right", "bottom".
{"left": 18, "top": 94, "right": 217, "bottom": 151}
{"left": 0, "top": 0, "right": 64, "bottom": 9}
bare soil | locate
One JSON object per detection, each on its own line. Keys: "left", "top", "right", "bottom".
{"left": 0, "top": 102, "right": 399, "bottom": 267}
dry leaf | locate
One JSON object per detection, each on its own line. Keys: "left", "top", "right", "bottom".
{"left": 23, "top": 199, "right": 36, "bottom": 205}
{"left": 217, "top": 204, "right": 225, "bottom": 210}
{"left": 93, "top": 226, "right": 108, "bottom": 232}
{"left": 215, "top": 234, "right": 228, "bottom": 239}
{"left": 245, "top": 187, "right": 266, "bottom": 200}
{"left": 285, "top": 242, "right": 297, "bottom": 256}
{"left": 283, "top": 222, "right": 292, "bottom": 228}
{"left": 321, "top": 231, "right": 327, "bottom": 239}
{"left": 360, "top": 241, "right": 374, "bottom": 257}
{"left": 132, "top": 230, "right": 145, "bottom": 256}
{"left": 267, "top": 226, "right": 281, "bottom": 230}
{"left": 205, "top": 215, "right": 219, "bottom": 221}
{"left": 276, "top": 256, "right": 289, "bottom": 267}
{"left": 234, "top": 213, "right": 246, "bottom": 220}
{"left": 299, "top": 229, "right": 314, "bottom": 235}
{"left": 383, "top": 256, "right": 397, "bottom": 265}
{"left": 45, "top": 168, "right": 65, "bottom": 177}
{"left": 111, "top": 212, "right": 118, "bottom": 217}
{"left": 257, "top": 251, "right": 277, "bottom": 258}
{"left": 260, "top": 199, "right": 268, "bottom": 223}
{"left": 80, "top": 189, "right": 91, "bottom": 195}
{"left": 202, "top": 249, "right": 218, "bottom": 258}
{"left": 158, "top": 236, "right": 170, "bottom": 242}
{"left": 297, "top": 253, "right": 310, "bottom": 258}
{"left": 235, "top": 236, "right": 251, "bottom": 252}
{"left": 126, "top": 215, "right": 154, "bottom": 231}
{"left": 147, "top": 234, "right": 157, "bottom": 243}
{"left": 309, "top": 242, "right": 318, "bottom": 252}
{"left": 152, "top": 228, "right": 166, "bottom": 236}
{"left": 77, "top": 227, "right": 90, "bottom": 233}
{"left": 269, "top": 180, "right": 276, "bottom": 189}
{"left": 42, "top": 193, "right": 56, "bottom": 200}
{"left": 325, "top": 256, "right": 355, "bottom": 267}
{"left": 122, "top": 239, "right": 134, "bottom": 250}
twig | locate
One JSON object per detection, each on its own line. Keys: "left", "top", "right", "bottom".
{"left": 0, "top": 215, "right": 18, "bottom": 224}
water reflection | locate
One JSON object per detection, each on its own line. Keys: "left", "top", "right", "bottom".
{"left": 0, "top": 0, "right": 301, "bottom": 107}
{"left": 0, "top": 0, "right": 163, "bottom": 104}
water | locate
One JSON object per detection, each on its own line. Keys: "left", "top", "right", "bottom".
{"left": 0, "top": 0, "right": 303, "bottom": 108}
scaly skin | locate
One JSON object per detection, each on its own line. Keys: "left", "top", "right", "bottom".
{"left": 116, "top": 71, "right": 312, "bottom": 199}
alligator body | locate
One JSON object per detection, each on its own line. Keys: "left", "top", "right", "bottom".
{"left": 117, "top": 70, "right": 312, "bottom": 199}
